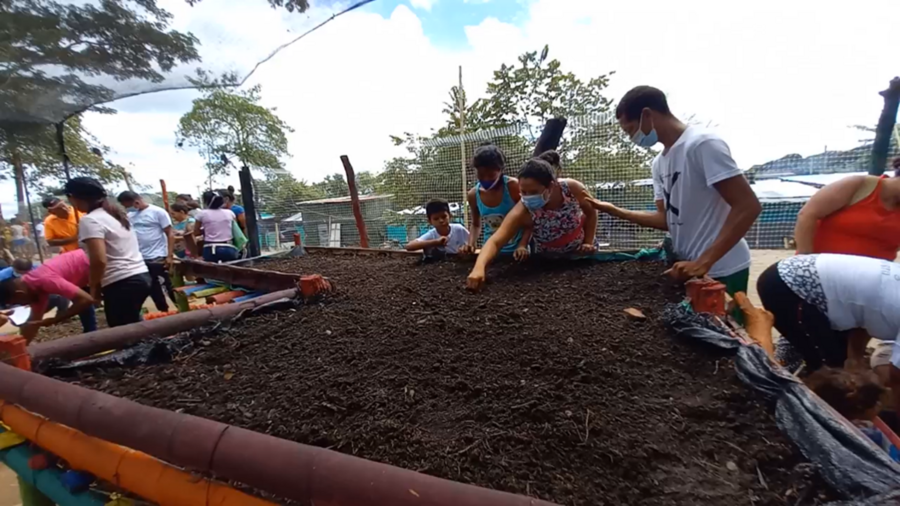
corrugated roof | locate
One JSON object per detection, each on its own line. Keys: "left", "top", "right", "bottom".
{"left": 779, "top": 172, "right": 867, "bottom": 188}
{"left": 297, "top": 194, "right": 394, "bottom": 205}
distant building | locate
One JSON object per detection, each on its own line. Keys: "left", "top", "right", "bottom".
{"left": 287, "top": 194, "right": 394, "bottom": 248}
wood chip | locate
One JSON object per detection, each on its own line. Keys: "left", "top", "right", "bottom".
{"left": 623, "top": 308, "right": 646, "bottom": 320}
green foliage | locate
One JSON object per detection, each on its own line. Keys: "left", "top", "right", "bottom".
{"left": 186, "top": 0, "right": 310, "bottom": 12}
{"left": 0, "top": 0, "right": 201, "bottom": 125}
{"left": 255, "top": 172, "right": 324, "bottom": 218}
{"left": 379, "top": 45, "right": 654, "bottom": 213}
{"left": 176, "top": 84, "right": 294, "bottom": 177}
{"left": 0, "top": 115, "right": 120, "bottom": 216}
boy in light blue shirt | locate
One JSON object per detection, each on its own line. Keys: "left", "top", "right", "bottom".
{"left": 406, "top": 200, "right": 469, "bottom": 256}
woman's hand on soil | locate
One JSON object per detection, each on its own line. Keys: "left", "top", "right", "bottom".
{"left": 514, "top": 246, "right": 529, "bottom": 262}
{"left": 576, "top": 243, "right": 596, "bottom": 255}
{"left": 466, "top": 269, "right": 486, "bottom": 291}
{"left": 459, "top": 244, "right": 476, "bottom": 255}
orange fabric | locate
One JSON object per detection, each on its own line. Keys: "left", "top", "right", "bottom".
{"left": 43, "top": 207, "right": 82, "bottom": 252}
{"left": 813, "top": 177, "right": 900, "bottom": 261}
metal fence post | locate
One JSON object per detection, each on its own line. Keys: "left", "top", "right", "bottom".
{"left": 870, "top": 77, "right": 900, "bottom": 176}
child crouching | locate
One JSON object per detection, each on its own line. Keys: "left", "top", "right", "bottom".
{"left": 405, "top": 200, "right": 469, "bottom": 256}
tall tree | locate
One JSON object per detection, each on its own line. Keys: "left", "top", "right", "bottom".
{"left": 0, "top": 0, "right": 201, "bottom": 125}
{"left": 255, "top": 172, "right": 324, "bottom": 218}
{"left": 176, "top": 84, "right": 294, "bottom": 179}
{"left": 0, "top": 115, "right": 118, "bottom": 216}
{"left": 187, "top": 0, "right": 310, "bottom": 11}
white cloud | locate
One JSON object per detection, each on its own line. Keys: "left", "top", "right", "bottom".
{"left": 409, "top": 0, "right": 436, "bottom": 11}
{"left": 3, "top": 0, "right": 899, "bottom": 218}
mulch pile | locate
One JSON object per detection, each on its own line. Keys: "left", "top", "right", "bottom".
{"left": 54, "top": 255, "right": 835, "bottom": 505}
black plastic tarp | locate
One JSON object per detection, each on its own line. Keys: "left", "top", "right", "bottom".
{"left": 663, "top": 304, "right": 900, "bottom": 502}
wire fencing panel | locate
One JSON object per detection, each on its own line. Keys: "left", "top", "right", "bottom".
{"left": 253, "top": 114, "right": 897, "bottom": 253}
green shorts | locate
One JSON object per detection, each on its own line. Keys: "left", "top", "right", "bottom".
{"left": 714, "top": 267, "right": 750, "bottom": 323}
{"left": 713, "top": 268, "right": 750, "bottom": 297}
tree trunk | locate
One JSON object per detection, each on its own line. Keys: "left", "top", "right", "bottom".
{"left": 12, "top": 146, "right": 27, "bottom": 219}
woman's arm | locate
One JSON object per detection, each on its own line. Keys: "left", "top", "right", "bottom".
{"left": 568, "top": 179, "right": 598, "bottom": 247}
{"left": 461, "top": 189, "right": 481, "bottom": 254}
{"left": 84, "top": 238, "right": 107, "bottom": 304}
{"left": 794, "top": 176, "right": 867, "bottom": 254}
{"left": 467, "top": 204, "right": 529, "bottom": 291}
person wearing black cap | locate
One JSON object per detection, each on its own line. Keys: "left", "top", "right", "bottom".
{"left": 64, "top": 177, "right": 151, "bottom": 327}
{"left": 41, "top": 196, "right": 82, "bottom": 253}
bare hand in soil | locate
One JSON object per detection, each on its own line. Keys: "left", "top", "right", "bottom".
{"left": 436, "top": 236, "right": 449, "bottom": 247}
{"left": 576, "top": 243, "right": 596, "bottom": 255}
{"left": 513, "top": 246, "right": 529, "bottom": 262}
{"left": 466, "top": 269, "right": 485, "bottom": 291}
{"left": 664, "top": 260, "right": 710, "bottom": 282}
{"left": 458, "top": 244, "right": 476, "bottom": 255}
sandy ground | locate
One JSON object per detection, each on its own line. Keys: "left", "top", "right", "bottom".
{"left": 0, "top": 251, "right": 795, "bottom": 504}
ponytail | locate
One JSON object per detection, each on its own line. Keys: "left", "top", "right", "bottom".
{"left": 88, "top": 198, "right": 131, "bottom": 230}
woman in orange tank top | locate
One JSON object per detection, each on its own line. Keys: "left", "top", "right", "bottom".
{"left": 794, "top": 157, "right": 900, "bottom": 260}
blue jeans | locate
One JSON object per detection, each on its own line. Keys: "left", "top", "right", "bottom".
{"left": 202, "top": 244, "right": 239, "bottom": 263}
{"left": 46, "top": 294, "right": 97, "bottom": 333}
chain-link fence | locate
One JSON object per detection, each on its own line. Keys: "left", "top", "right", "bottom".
{"left": 252, "top": 113, "right": 898, "bottom": 253}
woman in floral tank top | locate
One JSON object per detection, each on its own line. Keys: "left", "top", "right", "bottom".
{"left": 467, "top": 156, "right": 598, "bottom": 291}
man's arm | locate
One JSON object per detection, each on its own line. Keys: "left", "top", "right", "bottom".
{"left": 592, "top": 199, "right": 668, "bottom": 230}
{"left": 794, "top": 176, "right": 867, "bottom": 254}
{"left": 34, "top": 287, "right": 94, "bottom": 328}
{"left": 693, "top": 175, "right": 761, "bottom": 271}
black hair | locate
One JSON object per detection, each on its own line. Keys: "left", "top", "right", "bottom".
{"left": 186, "top": 200, "right": 200, "bottom": 210}
{"left": 0, "top": 278, "right": 20, "bottom": 306}
{"left": 517, "top": 158, "right": 556, "bottom": 187}
{"left": 615, "top": 85, "right": 671, "bottom": 121}
{"left": 473, "top": 144, "right": 506, "bottom": 171}
{"left": 65, "top": 177, "right": 131, "bottom": 230}
{"left": 117, "top": 191, "right": 140, "bottom": 204}
{"left": 892, "top": 157, "right": 900, "bottom": 178}
{"left": 203, "top": 190, "right": 224, "bottom": 210}
{"left": 171, "top": 202, "right": 189, "bottom": 214}
{"left": 176, "top": 193, "right": 192, "bottom": 201}
{"left": 537, "top": 150, "right": 560, "bottom": 167}
{"left": 12, "top": 258, "right": 32, "bottom": 272}
{"left": 425, "top": 199, "right": 450, "bottom": 218}
{"left": 227, "top": 185, "right": 235, "bottom": 194}
{"left": 42, "top": 197, "right": 60, "bottom": 209}
{"left": 805, "top": 367, "right": 885, "bottom": 420}
{"left": 220, "top": 190, "right": 236, "bottom": 203}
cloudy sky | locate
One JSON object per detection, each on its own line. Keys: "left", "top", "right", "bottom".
{"left": 3, "top": 0, "right": 898, "bottom": 216}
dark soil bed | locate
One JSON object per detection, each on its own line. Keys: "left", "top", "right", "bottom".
{"left": 52, "top": 255, "right": 834, "bottom": 505}
{"left": 33, "top": 310, "right": 108, "bottom": 343}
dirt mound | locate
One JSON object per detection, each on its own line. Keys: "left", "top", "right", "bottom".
{"left": 57, "top": 256, "right": 834, "bottom": 505}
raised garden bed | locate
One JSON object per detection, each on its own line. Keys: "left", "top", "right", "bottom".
{"left": 49, "top": 255, "right": 834, "bottom": 505}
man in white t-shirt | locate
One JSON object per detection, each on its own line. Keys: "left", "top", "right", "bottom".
{"left": 590, "top": 86, "right": 761, "bottom": 295}
{"left": 405, "top": 200, "right": 470, "bottom": 256}
{"left": 117, "top": 191, "right": 175, "bottom": 312}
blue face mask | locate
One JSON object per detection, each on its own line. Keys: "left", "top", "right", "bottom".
{"left": 479, "top": 175, "right": 501, "bottom": 190}
{"left": 631, "top": 116, "right": 658, "bottom": 148}
{"left": 522, "top": 191, "right": 549, "bottom": 211}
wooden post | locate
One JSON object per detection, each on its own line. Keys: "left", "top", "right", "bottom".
{"left": 160, "top": 179, "right": 170, "bottom": 212}
{"left": 340, "top": 155, "right": 369, "bottom": 248}
{"left": 870, "top": 77, "right": 900, "bottom": 176}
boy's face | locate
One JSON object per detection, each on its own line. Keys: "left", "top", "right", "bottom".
{"left": 428, "top": 211, "right": 451, "bottom": 230}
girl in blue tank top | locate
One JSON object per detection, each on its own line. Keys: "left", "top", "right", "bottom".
{"left": 460, "top": 145, "right": 531, "bottom": 257}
